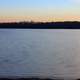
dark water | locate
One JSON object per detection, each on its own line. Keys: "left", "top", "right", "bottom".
{"left": 0, "top": 29, "right": 80, "bottom": 79}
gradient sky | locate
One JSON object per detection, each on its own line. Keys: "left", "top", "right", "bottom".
{"left": 0, "top": 0, "right": 80, "bottom": 22}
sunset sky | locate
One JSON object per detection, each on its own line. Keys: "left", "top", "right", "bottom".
{"left": 0, "top": 0, "right": 80, "bottom": 22}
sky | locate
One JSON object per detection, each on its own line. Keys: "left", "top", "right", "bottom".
{"left": 0, "top": 0, "right": 80, "bottom": 22}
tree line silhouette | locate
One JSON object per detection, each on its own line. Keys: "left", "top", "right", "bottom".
{"left": 0, "top": 21, "right": 80, "bottom": 29}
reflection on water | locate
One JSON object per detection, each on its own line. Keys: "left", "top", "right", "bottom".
{"left": 0, "top": 29, "right": 80, "bottom": 79}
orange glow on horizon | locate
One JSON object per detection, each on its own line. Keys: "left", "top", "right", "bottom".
{"left": 0, "top": 15, "right": 80, "bottom": 23}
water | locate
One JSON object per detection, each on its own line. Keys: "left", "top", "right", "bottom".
{"left": 0, "top": 29, "right": 80, "bottom": 79}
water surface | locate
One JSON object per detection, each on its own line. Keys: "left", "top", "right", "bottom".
{"left": 0, "top": 29, "right": 80, "bottom": 79}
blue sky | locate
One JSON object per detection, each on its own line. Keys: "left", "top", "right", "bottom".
{"left": 0, "top": 0, "right": 80, "bottom": 22}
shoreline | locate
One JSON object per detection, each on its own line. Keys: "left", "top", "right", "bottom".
{"left": 1, "top": 22, "right": 80, "bottom": 29}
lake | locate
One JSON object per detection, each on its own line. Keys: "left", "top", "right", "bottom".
{"left": 0, "top": 29, "right": 80, "bottom": 79}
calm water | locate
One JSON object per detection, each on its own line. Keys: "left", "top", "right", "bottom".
{"left": 0, "top": 29, "right": 80, "bottom": 79}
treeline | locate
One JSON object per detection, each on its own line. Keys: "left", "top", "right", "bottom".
{"left": 0, "top": 21, "right": 80, "bottom": 29}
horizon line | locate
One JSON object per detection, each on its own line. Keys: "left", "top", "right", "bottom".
{"left": 0, "top": 20, "right": 80, "bottom": 23}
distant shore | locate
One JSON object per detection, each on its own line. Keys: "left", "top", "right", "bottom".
{"left": 0, "top": 21, "right": 80, "bottom": 29}
{"left": 0, "top": 77, "right": 79, "bottom": 80}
